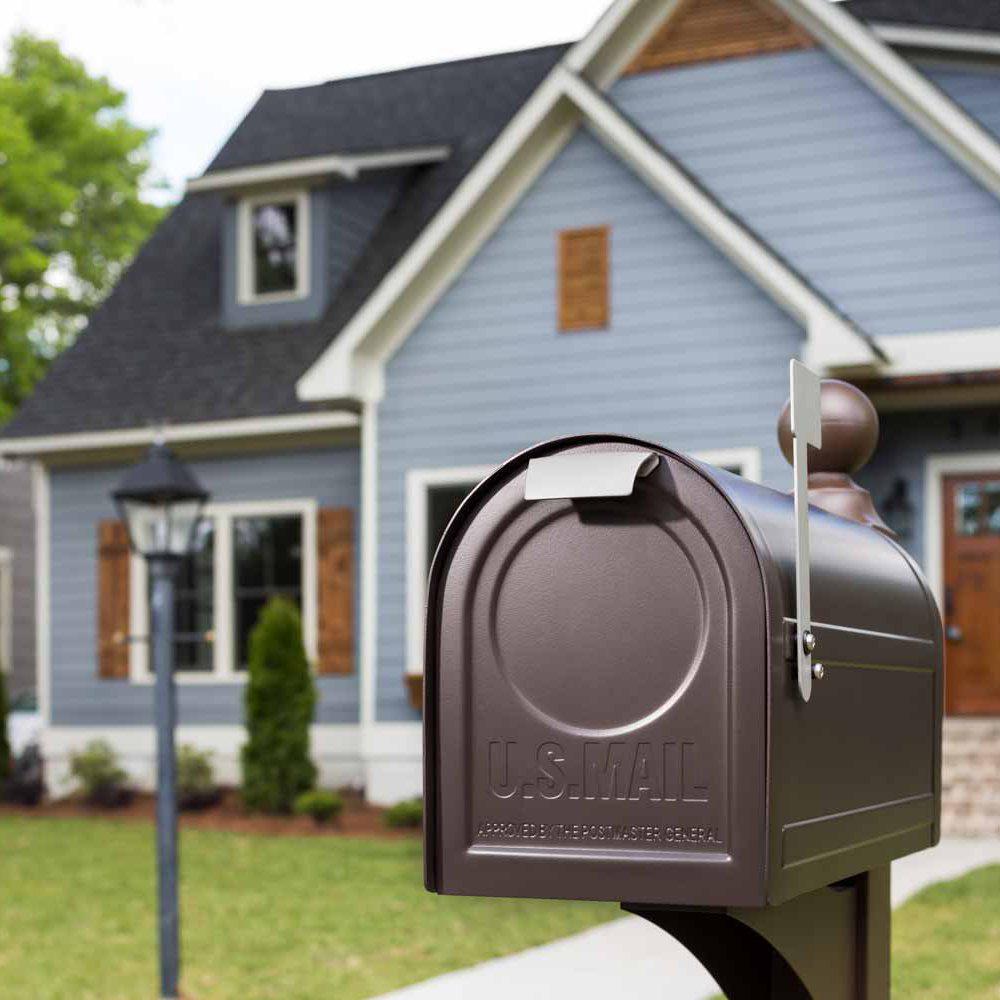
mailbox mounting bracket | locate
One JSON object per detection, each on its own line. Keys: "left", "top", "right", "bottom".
{"left": 790, "top": 359, "right": 822, "bottom": 702}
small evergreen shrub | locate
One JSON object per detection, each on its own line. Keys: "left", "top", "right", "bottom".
{"left": 383, "top": 797, "right": 423, "bottom": 829}
{"left": 70, "top": 740, "right": 131, "bottom": 807}
{"left": 294, "top": 789, "right": 344, "bottom": 825}
{"left": 0, "top": 668, "right": 10, "bottom": 786}
{"left": 241, "top": 598, "right": 317, "bottom": 813}
{"left": 177, "top": 745, "right": 220, "bottom": 811}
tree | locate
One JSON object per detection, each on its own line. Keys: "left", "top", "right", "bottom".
{"left": 0, "top": 33, "right": 164, "bottom": 422}
{"left": 241, "top": 599, "right": 317, "bottom": 813}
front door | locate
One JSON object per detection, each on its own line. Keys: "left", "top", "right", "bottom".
{"left": 943, "top": 473, "right": 1000, "bottom": 714}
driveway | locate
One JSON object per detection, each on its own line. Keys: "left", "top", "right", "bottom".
{"left": 379, "top": 839, "right": 1000, "bottom": 1000}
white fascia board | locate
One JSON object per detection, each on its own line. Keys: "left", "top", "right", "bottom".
{"left": 772, "top": 0, "right": 1000, "bottom": 201}
{"left": 559, "top": 69, "right": 876, "bottom": 368}
{"left": 0, "top": 411, "right": 359, "bottom": 458}
{"left": 565, "top": 0, "right": 686, "bottom": 86}
{"left": 869, "top": 328, "right": 1000, "bottom": 378}
{"left": 186, "top": 147, "right": 451, "bottom": 194}
{"left": 296, "top": 68, "right": 578, "bottom": 403}
{"left": 872, "top": 24, "right": 1000, "bottom": 58}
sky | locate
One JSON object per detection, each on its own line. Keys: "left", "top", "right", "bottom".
{"left": 0, "top": 0, "right": 610, "bottom": 203}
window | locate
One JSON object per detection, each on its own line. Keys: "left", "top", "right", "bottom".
{"left": 237, "top": 191, "right": 310, "bottom": 304}
{"left": 130, "top": 500, "right": 317, "bottom": 681}
{"left": 156, "top": 520, "right": 214, "bottom": 672}
{"left": 233, "top": 515, "right": 303, "bottom": 669}
{"left": 558, "top": 226, "right": 610, "bottom": 332}
{"left": 406, "top": 466, "right": 492, "bottom": 678}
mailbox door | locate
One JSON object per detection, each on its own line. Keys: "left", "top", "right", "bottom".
{"left": 426, "top": 439, "right": 769, "bottom": 907}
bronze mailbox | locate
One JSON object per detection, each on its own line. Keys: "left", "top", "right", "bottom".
{"left": 423, "top": 389, "right": 943, "bottom": 914}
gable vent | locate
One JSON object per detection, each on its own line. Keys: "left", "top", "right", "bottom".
{"left": 626, "top": 0, "right": 815, "bottom": 74}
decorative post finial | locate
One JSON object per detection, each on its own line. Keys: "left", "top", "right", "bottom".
{"left": 777, "top": 379, "right": 894, "bottom": 537}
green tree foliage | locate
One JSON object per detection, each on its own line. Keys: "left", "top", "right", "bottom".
{"left": 0, "top": 33, "right": 164, "bottom": 421}
{"left": 241, "top": 599, "right": 317, "bottom": 813}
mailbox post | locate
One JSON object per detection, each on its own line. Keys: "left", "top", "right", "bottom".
{"left": 423, "top": 371, "right": 942, "bottom": 1000}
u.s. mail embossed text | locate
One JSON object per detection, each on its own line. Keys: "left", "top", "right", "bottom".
{"left": 487, "top": 739, "right": 710, "bottom": 803}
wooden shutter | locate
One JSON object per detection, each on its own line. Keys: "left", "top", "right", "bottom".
{"left": 317, "top": 507, "right": 354, "bottom": 675}
{"left": 625, "top": 0, "right": 814, "bottom": 75}
{"left": 97, "top": 520, "right": 131, "bottom": 679}
{"left": 558, "top": 226, "right": 610, "bottom": 333}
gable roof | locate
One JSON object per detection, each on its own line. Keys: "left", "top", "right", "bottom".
{"left": 298, "top": 0, "right": 1000, "bottom": 402}
{"left": 843, "top": 1, "right": 1000, "bottom": 35}
{"left": 0, "top": 44, "right": 568, "bottom": 442}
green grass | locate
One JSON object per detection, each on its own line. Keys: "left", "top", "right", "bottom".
{"left": 0, "top": 816, "right": 615, "bottom": 1000}
{"left": 892, "top": 863, "right": 1000, "bottom": 999}
{"left": 3, "top": 816, "right": 997, "bottom": 1000}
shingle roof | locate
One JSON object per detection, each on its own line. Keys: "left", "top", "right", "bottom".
{"left": 2, "top": 44, "right": 568, "bottom": 439}
{"left": 843, "top": 1, "right": 1000, "bottom": 34}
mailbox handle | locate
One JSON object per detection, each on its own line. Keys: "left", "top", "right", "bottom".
{"left": 524, "top": 451, "right": 659, "bottom": 501}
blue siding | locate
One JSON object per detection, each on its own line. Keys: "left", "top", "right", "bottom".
{"left": 861, "top": 408, "right": 1000, "bottom": 569}
{"left": 612, "top": 50, "right": 1000, "bottom": 336}
{"left": 927, "top": 65, "right": 1000, "bottom": 146}
{"left": 50, "top": 445, "right": 360, "bottom": 726}
{"left": 221, "top": 172, "right": 403, "bottom": 329}
{"left": 376, "top": 129, "right": 803, "bottom": 721}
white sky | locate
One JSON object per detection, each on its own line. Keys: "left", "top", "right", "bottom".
{"left": 1, "top": 0, "right": 609, "bottom": 203}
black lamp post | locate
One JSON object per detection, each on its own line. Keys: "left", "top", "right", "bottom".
{"left": 112, "top": 441, "right": 209, "bottom": 1000}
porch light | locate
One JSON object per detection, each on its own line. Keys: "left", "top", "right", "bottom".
{"left": 881, "top": 478, "right": 914, "bottom": 541}
{"left": 110, "top": 438, "right": 210, "bottom": 1000}
{"left": 113, "top": 440, "right": 209, "bottom": 559}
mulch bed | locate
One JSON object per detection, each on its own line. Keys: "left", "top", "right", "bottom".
{"left": 0, "top": 787, "right": 419, "bottom": 839}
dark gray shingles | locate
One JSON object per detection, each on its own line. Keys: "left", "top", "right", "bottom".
{"left": 3, "top": 44, "right": 568, "bottom": 439}
{"left": 844, "top": 1, "right": 1000, "bottom": 33}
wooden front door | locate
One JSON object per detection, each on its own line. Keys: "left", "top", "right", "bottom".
{"left": 943, "top": 473, "right": 1000, "bottom": 715}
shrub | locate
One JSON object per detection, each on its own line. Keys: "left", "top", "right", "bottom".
{"left": 69, "top": 740, "right": 131, "bottom": 807}
{"left": 6, "top": 744, "right": 44, "bottom": 806}
{"left": 177, "top": 745, "right": 220, "bottom": 811}
{"left": 241, "top": 598, "right": 317, "bottom": 813}
{"left": 0, "top": 668, "right": 9, "bottom": 785}
{"left": 383, "top": 797, "right": 423, "bottom": 829}
{"left": 294, "top": 789, "right": 344, "bottom": 825}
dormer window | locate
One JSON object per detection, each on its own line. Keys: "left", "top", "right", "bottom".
{"left": 237, "top": 190, "right": 310, "bottom": 304}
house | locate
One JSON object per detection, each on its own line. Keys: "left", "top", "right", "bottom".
{"left": 3, "top": 0, "right": 1000, "bottom": 831}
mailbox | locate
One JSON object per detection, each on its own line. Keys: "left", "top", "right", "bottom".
{"left": 423, "top": 381, "right": 943, "bottom": 915}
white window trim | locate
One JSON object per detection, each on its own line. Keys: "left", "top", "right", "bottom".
{"left": 405, "top": 466, "right": 493, "bottom": 680}
{"left": 695, "top": 447, "right": 763, "bottom": 484}
{"left": 403, "top": 448, "right": 761, "bottom": 679}
{"left": 924, "top": 451, "right": 1000, "bottom": 615}
{"left": 236, "top": 189, "right": 311, "bottom": 306}
{"left": 0, "top": 547, "right": 12, "bottom": 676}
{"left": 129, "top": 498, "right": 318, "bottom": 684}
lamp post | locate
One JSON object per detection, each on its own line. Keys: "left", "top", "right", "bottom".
{"left": 112, "top": 441, "right": 209, "bottom": 1000}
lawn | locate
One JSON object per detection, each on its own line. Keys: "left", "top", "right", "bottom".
{"left": 2, "top": 816, "right": 998, "bottom": 1000}
{"left": 0, "top": 816, "right": 616, "bottom": 1000}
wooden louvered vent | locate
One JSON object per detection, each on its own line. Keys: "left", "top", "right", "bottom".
{"left": 558, "top": 226, "right": 610, "bottom": 333}
{"left": 626, "top": 0, "right": 815, "bottom": 74}
{"left": 97, "top": 519, "right": 131, "bottom": 679}
{"left": 317, "top": 507, "right": 354, "bottom": 675}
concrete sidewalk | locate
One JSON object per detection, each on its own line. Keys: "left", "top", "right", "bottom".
{"left": 378, "top": 839, "right": 1000, "bottom": 1000}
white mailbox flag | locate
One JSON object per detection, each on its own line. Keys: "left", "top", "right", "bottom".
{"left": 790, "top": 359, "right": 822, "bottom": 702}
